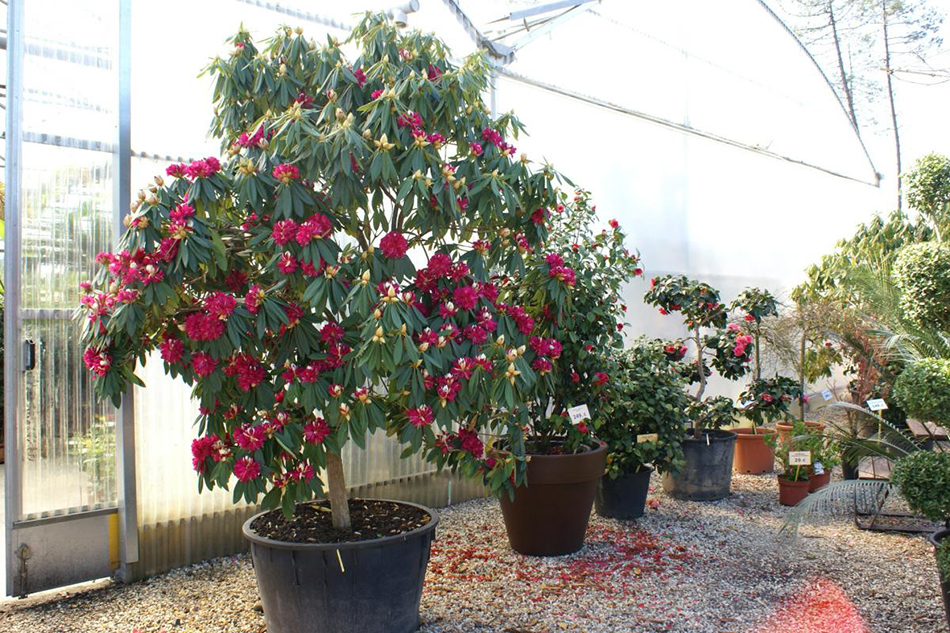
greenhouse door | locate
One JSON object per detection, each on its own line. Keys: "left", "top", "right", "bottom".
{"left": 3, "top": 0, "right": 137, "bottom": 597}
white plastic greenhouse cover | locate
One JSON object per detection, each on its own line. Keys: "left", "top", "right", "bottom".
{"left": 4, "top": 0, "right": 890, "bottom": 590}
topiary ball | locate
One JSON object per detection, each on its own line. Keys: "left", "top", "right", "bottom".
{"left": 894, "top": 242, "right": 950, "bottom": 331}
{"left": 893, "top": 358, "right": 950, "bottom": 426}
{"left": 891, "top": 451, "right": 950, "bottom": 524}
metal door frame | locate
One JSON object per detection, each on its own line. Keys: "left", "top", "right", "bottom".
{"left": 4, "top": 0, "right": 138, "bottom": 597}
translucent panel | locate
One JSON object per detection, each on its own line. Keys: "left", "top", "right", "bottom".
{"left": 18, "top": 144, "right": 116, "bottom": 519}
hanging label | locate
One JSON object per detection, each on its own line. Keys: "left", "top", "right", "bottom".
{"left": 821, "top": 389, "right": 833, "bottom": 402}
{"left": 636, "top": 433, "right": 659, "bottom": 444}
{"left": 567, "top": 404, "right": 591, "bottom": 424}
{"left": 788, "top": 451, "right": 812, "bottom": 466}
{"left": 866, "top": 398, "right": 888, "bottom": 411}
{"left": 812, "top": 461, "right": 824, "bottom": 475}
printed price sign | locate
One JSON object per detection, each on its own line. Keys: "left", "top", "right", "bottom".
{"left": 567, "top": 404, "right": 591, "bottom": 424}
{"left": 637, "top": 433, "right": 659, "bottom": 444}
{"left": 821, "top": 389, "right": 834, "bottom": 402}
{"left": 866, "top": 398, "right": 888, "bottom": 412}
{"left": 788, "top": 451, "right": 812, "bottom": 466}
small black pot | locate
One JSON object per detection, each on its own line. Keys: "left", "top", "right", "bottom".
{"left": 595, "top": 467, "right": 653, "bottom": 520}
{"left": 661, "top": 429, "right": 737, "bottom": 501}
{"left": 243, "top": 499, "right": 439, "bottom": 633}
{"left": 928, "top": 528, "right": 950, "bottom": 630}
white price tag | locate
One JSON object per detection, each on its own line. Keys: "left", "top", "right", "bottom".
{"left": 821, "top": 389, "right": 833, "bottom": 402}
{"left": 567, "top": 404, "right": 591, "bottom": 425}
{"left": 788, "top": 451, "right": 811, "bottom": 466}
{"left": 866, "top": 398, "right": 888, "bottom": 411}
{"left": 812, "top": 461, "right": 824, "bottom": 475}
{"left": 637, "top": 433, "right": 659, "bottom": 444}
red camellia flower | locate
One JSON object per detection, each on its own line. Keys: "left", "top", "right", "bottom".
{"left": 609, "top": 219, "right": 619, "bottom": 229}
{"left": 594, "top": 371, "right": 609, "bottom": 386}
{"left": 744, "top": 314, "right": 756, "bottom": 322}
{"left": 379, "top": 230, "right": 408, "bottom": 259}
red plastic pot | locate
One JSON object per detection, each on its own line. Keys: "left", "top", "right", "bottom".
{"left": 808, "top": 470, "right": 831, "bottom": 492}
{"left": 733, "top": 427, "right": 775, "bottom": 474}
{"left": 778, "top": 476, "right": 811, "bottom": 506}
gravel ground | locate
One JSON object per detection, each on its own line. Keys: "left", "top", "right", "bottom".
{"left": 1, "top": 471, "right": 945, "bottom": 633}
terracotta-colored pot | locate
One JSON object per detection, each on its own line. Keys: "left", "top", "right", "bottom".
{"left": 776, "top": 420, "right": 825, "bottom": 444}
{"left": 732, "top": 427, "right": 775, "bottom": 474}
{"left": 778, "top": 476, "right": 811, "bottom": 506}
{"left": 808, "top": 470, "right": 831, "bottom": 492}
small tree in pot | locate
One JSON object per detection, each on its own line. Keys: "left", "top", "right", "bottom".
{"left": 493, "top": 189, "right": 644, "bottom": 555}
{"left": 595, "top": 338, "right": 688, "bottom": 520}
{"left": 644, "top": 276, "right": 754, "bottom": 500}
{"left": 737, "top": 376, "right": 804, "bottom": 474}
{"left": 78, "top": 16, "right": 572, "bottom": 633}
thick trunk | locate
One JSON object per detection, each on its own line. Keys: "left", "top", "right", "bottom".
{"left": 829, "top": 1, "right": 859, "bottom": 130}
{"left": 882, "top": 2, "right": 902, "bottom": 209}
{"left": 325, "top": 451, "right": 351, "bottom": 530}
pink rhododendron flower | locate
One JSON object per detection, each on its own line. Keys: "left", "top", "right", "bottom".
{"left": 453, "top": 285, "right": 479, "bottom": 311}
{"left": 396, "top": 111, "right": 423, "bottom": 128}
{"left": 427, "top": 253, "right": 453, "bottom": 278}
{"left": 427, "top": 64, "right": 442, "bottom": 81}
{"left": 470, "top": 142, "right": 483, "bottom": 156}
{"left": 371, "top": 88, "right": 383, "bottom": 100}
{"left": 166, "top": 163, "right": 187, "bottom": 178}
{"left": 548, "top": 265, "right": 576, "bottom": 287}
{"left": 464, "top": 325, "right": 488, "bottom": 345}
{"left": 233, "top": 456, "right": 261, "bottom": 482}
{"left": 272, "top": 219, "right": 299, "bottom": 246}
{"left": 545, "top": 253, "right": 564, "bottom": 267}
{"left": 191, "top": 435, "right": 217, "bottom": 472}
{"left": 321, "top": 322, "right": 345, "bottom": 344}
{"left": 380, "top": 231, "right": 408, "bottom": 259}
{"left": 160, "top": 337, "right": 184, "bottom": 364}
{"left": 225, "top": 353, "right": 266, "bottom": 391}
{"left": 83, "top": 347, "right": 112, "bottom": 377}
{"left": 225, "top": 270, "right": 248, "bottom": 292}
{"left": 408, "top": 406, "right": 434, "bottom": 428}
{"left": 184, "top": 312, "right": 225, "bottom": 341}
{"left": 353, "top": 67, "right": 367, "bottom": 87}
{"left": 233, "top": 424, "right": 266, "bottom": 452}
{"left": 184, "top": 157, "right": 221, "bottom": 179}
{"left": 205, "top": 292, "right": 237, "bottom": 319}
{"left": 531, "top": 208, "right": 547, "bottom": 225}
{"left": 457, "top": 428, "right": 483, "bottom": 458}
{"left": 277, "top": 252, "right": 298, "bottom": 274}
{"left": 191, "top": 352, "right": 218, "bottom": 377}
{"left": 533, "top": 358, "right": 553, "bottom": 374}
{"left": 272, "top": 163, "right": 300, "bottom": 184}
{"left": 296, "top": 214, "right": 333, "bottom": 244}
{"left": 245, "top": 285, "right": 265, "bottom": 315}
{"left": 303, "top": 418, "right": 330, "bottom": 444}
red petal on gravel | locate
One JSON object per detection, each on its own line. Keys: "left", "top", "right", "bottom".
{"left": 755, "top": 577, "right": 870, "bottom": 633}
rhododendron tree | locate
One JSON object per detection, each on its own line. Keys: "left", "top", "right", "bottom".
{"left": 498, "top": 189, "right": 643, "bottom": 453}
{"left": 644, "top": 276, "right": 753, "bottom": 438}
{"left": 78, "top": 15, "right": 574, "bottom": 529}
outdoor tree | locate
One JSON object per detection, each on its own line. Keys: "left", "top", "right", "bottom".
{"left": 77, "top": 15, "right": 578, "bottom": 530}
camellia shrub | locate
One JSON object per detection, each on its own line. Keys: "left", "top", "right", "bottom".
{"left": 643, "top": 276, "right": 753, "bottom": 437}
{"left": 892, "top": 451, "right": 950, "bottom": 525}
{"left": 894, "top": 242, "right": 950, "bottom": 331}
{"left": 893, "top": 358, "right": 950, "bottom": 428}
{"left": 78, "top": 15, "right": 579, "bottom": 527}
{"left": 496, "top": 189, "right": 642, "bottom": 453}
{"left": 598, "top": 338, "right": 687, "bottom": 478}
{"left": 740, "top": 376, "right": 804, "bottom": 427}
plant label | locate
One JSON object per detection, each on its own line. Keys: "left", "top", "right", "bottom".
{"left": 567, "top": 404, "right": 591, "bottom": 424}
{"left": 637, "top": 433, "right": 659, "bottom": 444}
{"left": 821, "top": 389, "right": 833, "bottom": 401}
{"left": 866, "top": 398, "right": 888, "bottom": 411}
{"left": 788, "top": 451, "right": 811, "bottom": 466}
{"left": 813, "top": 461, "right": 824, "bottom": 475}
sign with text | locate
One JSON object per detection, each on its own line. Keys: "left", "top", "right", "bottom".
{"left": 636, "top": 433, "right": 659, "bottom": 444}
{"left": 821, "top": 389, "right": 834, "bottom": 402}
{"left": 567, "top": 404, "right": 591, "bottom": 424}
{"left": 788, "top": 451, "right": 812, "bottom": 466}
{"left": 866, "top": 398, "right": 888, "bottom": 412}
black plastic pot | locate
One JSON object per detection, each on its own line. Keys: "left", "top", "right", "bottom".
{"left": 500, "top": 440, "right": 606, "bottom": 556}
{"left": 661, "top": 429, "right": 737, "bottom": 501}
{"left": 928, "top": 528, "right": 950, "bottom": 630}
{"left": 595, "top": 467, "right": 653, "bottom": 520}
{"left": 243, "top": 499, "right": 439, "bottom": 633}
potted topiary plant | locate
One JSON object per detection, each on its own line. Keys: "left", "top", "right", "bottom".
{"left": 78, "top": 16, "right": 573, "bottom": 633}
{"left": 644, "top": 276, "right": 754, "bottom": 500}
{"left": 493, "top": 189, "right": 643, "bottom": 555}
{"left": 766, "top": 419, "right": 812, "bottom": 506}
{"left": 595, "top": 337, "right": 688, "bottom": 520}
{"left": 891, "top": 450, "right": 950, "bottom": 629}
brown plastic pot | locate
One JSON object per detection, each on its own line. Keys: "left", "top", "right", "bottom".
{"left": 778, "top": 476, "right": 811, "bottom": 506}
{"left": 732, "top": 427, "right": 775, "bottom": 474}
{"left": 776, "top": 420, "right": 825, "bottom": 444}
{"left": 808, "top": 470, "right": 831, "bottom": 492}
{"left": 500, "top": 441, "right": 607, "bottom": 556}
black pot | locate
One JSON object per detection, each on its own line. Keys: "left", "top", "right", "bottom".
{"left": 243, "top": 499, "right": 439, "bottom": 633}
{"left": 661, "top": 429, "right": 737, "bottom": 501}
{"left": 595, "top": 467, "right": 653, "bottom": 520}
{"left": 500, "top": 440, "right": 606, "bottom": 556}
{"left": 928, "top": 528, "right": 950, "bottom": 630}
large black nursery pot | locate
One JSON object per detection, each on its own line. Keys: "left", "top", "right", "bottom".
{"left": 661, "top": 429, "right": 737, "bottom": 501}
{"left": 500, "top": 440, "right": 607, "bottom": 556}
{"left": 595, "top": 466, "right": 653, "bottom": 520}
{"left": 928, "top": 528, "right": 950, "bottom": 630}
{"left": 243, "top": 499, "right": 439, "bottom": 633}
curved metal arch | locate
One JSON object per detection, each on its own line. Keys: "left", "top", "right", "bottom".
{"left": 756, "top": 0, "right": 880, "bottom": 186}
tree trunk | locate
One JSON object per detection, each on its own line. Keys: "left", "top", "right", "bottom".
{"left": 882, "top": 1, "right": 902, "bottom": 209}
{"left": 325, "top": 451, "right": 351, "bottom": 530}
{"left": 799, "top": 333, "right": 807, "bottom": 423}
{"left": 828, "top": 1, "right": 859, "bottom": 130}
{"left": 693, "top": 326, "right": 705, "bottom": 440}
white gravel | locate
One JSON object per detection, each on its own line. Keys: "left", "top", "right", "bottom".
{"left": 1, "top": 471, "right": 945, "bottom": 632}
